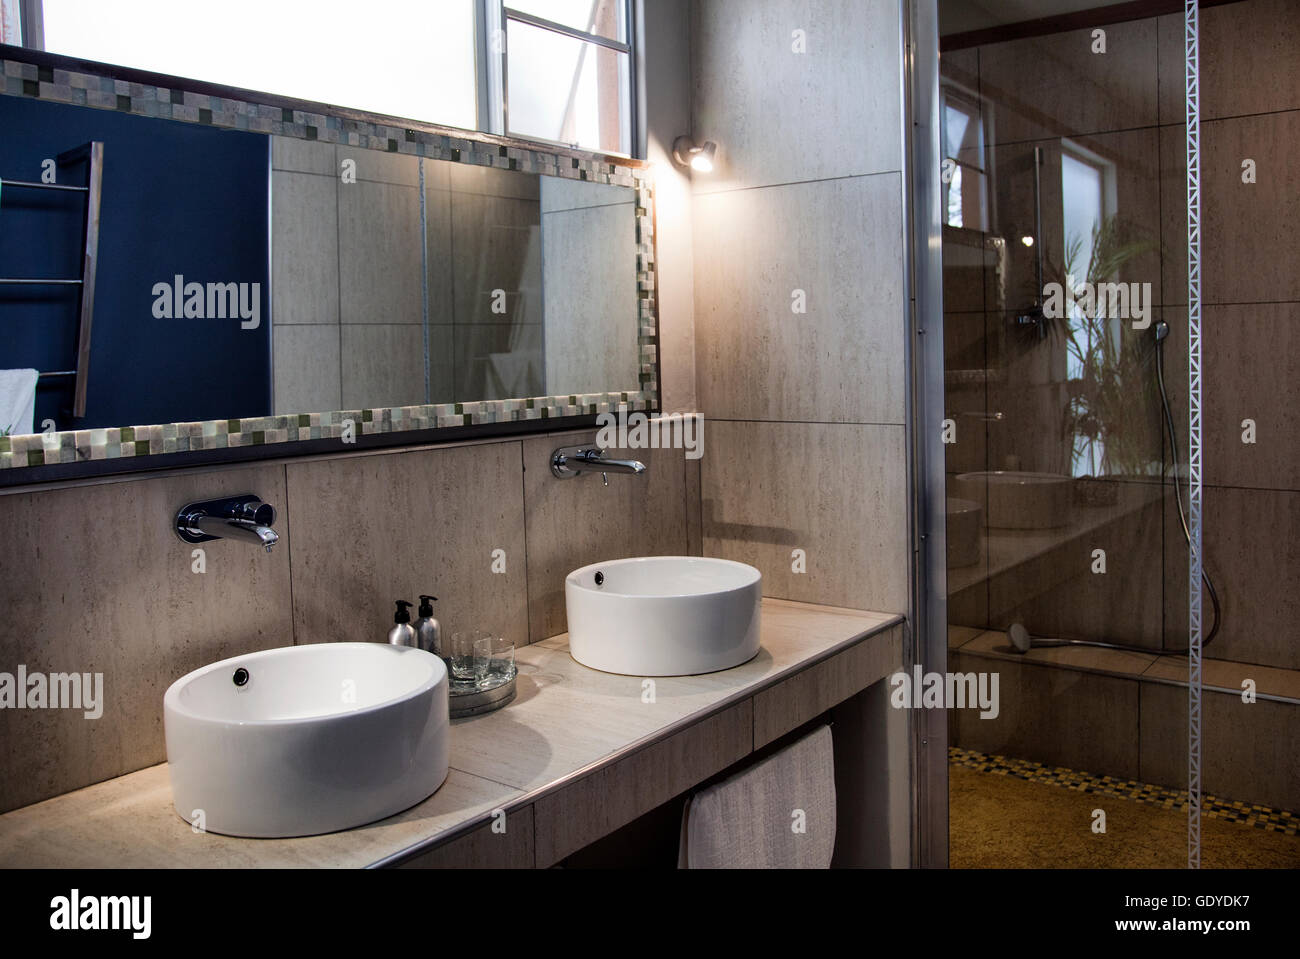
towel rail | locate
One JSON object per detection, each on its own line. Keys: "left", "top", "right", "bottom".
{"left": 0, "top": 278, "right": 83, "bottom": 284}
{"left": 0, "top": 141, "right": 102, "bottom": 418}
{"left": 0, "top": 179, "right": 89, "bottom": 193}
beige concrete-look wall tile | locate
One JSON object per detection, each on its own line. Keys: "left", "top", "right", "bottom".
{"left": 685, "top": 451, "right": 703, "bottom": 556}
{"left": 1161, "top": 113, "right": 1300, "bottom": 306}
{"left": 693, "top": 174, "right": 906, "bottom": 424}
{"left": 344, "top": 147, "right": 420, "bottom": 186}
{"left": 453, "top": 323, "right": 542, "bottom": 401}
{"left": 448, "top": 162, "right": 539, "bottom": 200}
{"left": 450, "top": 191, "right": 542, "bottom": 328}
{"left": 753, "top": 623, "right": 902, "bottom": 747}
{"left": 942, "top": 232, "right": 993, "bottom": 316}
{"left": 0, "top": 463, "right": 293, "bottom": 813}
{"left": 539, "top": 176, "right": 632, "bottom": 213}
{"left": 979, "top": 17, "right": 1158, "bottom": 146}
{"left": 701, "top": 420, "right": 908, "bottom": 612}
{"left": 1202, "top": 303, "right": 1300, "bottom": 491}
{"left": 522, "top": 431, "right": 688, "bottom": 643}
{"left": 1151, "top": 304, "right": 1300, "bottom": 493}
{"left": 272, "top": 135, "right": 337, "bottom": 175}
{"left": 340, "top": 323, "right": 449, "bottom": 409}
{"left": 950, "top": 650, "right": 1142, "bottom": 779}
{"left": 1164, "top": 485, "right": 1300, "bottom": 670}
{"left": 691, "top": 0, "right": 903, "bottom": 193}
{"left": 1158, "top": 2, "right": 1300, "bottom": 125}
{"left": 338, "top": 180, "right": 424, "bottom": 324}
{"left": 532, "top": 699, "right": 753, "bottom": 866}
{"left": 541, "top": 202, "right": 640, "bottom": 397}
{"left": 274, "top": 324, "right": 341, "bottom": 415}
{"left": 424, "top": 182, "right": 454, "bottom": 327}
{"left": 272, "top": 170, "right": 339, "bottom": 326}
{"left": 1139, "top": 681, "right": 1298, "bottom": 811}
{"left": 286, "top": 442, "right": 528, "bottom": 652}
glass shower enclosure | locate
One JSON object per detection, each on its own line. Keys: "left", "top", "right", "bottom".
{"left": 931, "top": 0, "right": 1249, "bottom": 868}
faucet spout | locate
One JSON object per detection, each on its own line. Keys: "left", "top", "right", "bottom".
{"left": 176, "top": 495, "right": 280, "bottom": 552}
{"left": 193, "top": 515, "right": 280, "bottom": 551}
{"left": 550, "top": 445, "right": 648, "bottom": 479}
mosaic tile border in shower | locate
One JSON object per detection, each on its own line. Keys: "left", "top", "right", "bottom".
{"left": 0, "top": 392, "right": 653, "bottom": 469}
{"left": 950, "top": 747, "right": 1299, "bottom": 835}
{"left": 0, "top": 54, "right": 660, "bottom": 472}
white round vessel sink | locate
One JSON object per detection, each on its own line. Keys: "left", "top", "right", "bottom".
{"left": 164, "top": 642, "right": 449, "bottom": 838}
{"left": 953, "top": 470, "right": 1073, "bottom": 529}
{"left": 565, "top": 556, "right": 762, "bottom": 676}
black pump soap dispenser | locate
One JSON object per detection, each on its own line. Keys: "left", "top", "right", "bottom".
{"left": 414, "top": 595, "right": 442, "bottom": 657}
{"left": 387, "top": 600, "right": 417, "bottom": 647}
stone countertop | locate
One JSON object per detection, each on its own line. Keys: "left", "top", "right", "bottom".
{"left": 0, "top": 599, "right": 902, "bottom": 868}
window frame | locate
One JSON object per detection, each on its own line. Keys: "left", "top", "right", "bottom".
{"left": 480, "top": 0, "right": 639, "bottom": 158}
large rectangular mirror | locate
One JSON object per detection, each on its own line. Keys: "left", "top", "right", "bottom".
{"left": 0, "top": 48, "right": 656, "bottom": 479}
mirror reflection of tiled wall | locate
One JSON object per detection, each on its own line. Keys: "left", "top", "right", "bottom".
{"left": 271, "top": 140, "right": 547, "bottom": 413}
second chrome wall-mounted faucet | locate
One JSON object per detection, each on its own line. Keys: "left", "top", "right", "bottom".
{"left": 551, "top": 446, "right": 647, "bottom": 485}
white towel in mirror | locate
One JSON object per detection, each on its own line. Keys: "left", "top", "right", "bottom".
{"left": 0, "top": 369, "right": 39, "bottom": 437}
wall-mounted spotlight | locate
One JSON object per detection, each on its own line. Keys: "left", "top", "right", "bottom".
{"left": 672, "top": 136, "right": 717, "bottom": 173}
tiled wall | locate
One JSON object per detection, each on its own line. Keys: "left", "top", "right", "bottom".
{"left": 0, "top": 427, "right": 697, "bottom": 814}
{"left": 690, "top": 0, "right": 910, "bottom": 614}
{"left": 540, "top": 179, "right": 640, "bottom": 396}
{"left": 271, "top": 138, "right": 546, "bottom": 413}
{"left": 1155, "top": 0, "right": 1300, "bottom": 672}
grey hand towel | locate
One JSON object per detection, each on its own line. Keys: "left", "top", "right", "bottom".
{"left": 679, "top": 724, "right": 836, "bottom": 869}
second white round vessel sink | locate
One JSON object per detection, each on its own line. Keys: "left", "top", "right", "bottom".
{"left": 565, "top": 556, "right": 762, "bottom": 676}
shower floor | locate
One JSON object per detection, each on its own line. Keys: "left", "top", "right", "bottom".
{"left": 949, "top": 748, "right": 1300, "bottom": 868}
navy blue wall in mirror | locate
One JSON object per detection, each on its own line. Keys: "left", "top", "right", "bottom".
{"left": 0, "top": 96, "right": 270, "bottom": 431}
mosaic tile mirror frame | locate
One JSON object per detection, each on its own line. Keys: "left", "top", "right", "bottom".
{"left": 0, "top": 49, "right": 659, "bottom": 482}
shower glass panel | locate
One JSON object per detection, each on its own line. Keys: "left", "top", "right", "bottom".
{"left": 938, "top": 2, "right": 1196, "bottom": 867}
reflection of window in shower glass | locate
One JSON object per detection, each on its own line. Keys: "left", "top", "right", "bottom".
{"left": 941, "top": 92, "right": 986, "bottom": 229}
{"left": 1062, "top": 153, "right": 1104, "bottom": 298}
{"left": 1061, "top": 149, "right": 1110, "bottom": 475}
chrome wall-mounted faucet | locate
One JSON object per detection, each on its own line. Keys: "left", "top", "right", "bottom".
{"left": 175, "top": 494, "right": 280, "bottom": 552}
{"left": 551, "top": 445, "right": 647, "bottom": 485}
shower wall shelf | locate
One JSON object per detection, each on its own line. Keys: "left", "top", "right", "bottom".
{"left": 0, "top": 141, "right": 104, "bottom": 418}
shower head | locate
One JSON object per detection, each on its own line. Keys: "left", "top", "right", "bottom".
{"left": 1007, "top": 623, "right": 1032, "bottom": 653}
{"left": 1155, "top": 320, "right": 1170, "bottom": 342}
